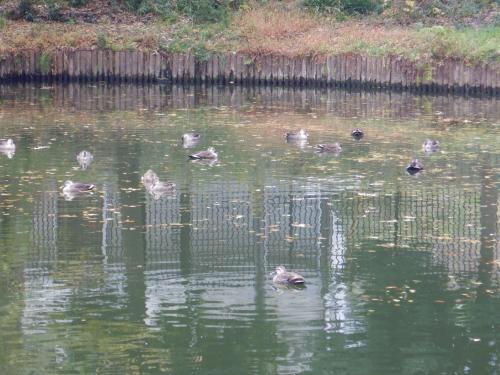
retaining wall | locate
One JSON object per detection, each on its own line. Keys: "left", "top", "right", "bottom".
{"left": 0, "top": 50, "right": 498, "bottom": 95}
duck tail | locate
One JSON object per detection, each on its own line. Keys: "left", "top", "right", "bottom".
{"left": 291, "top": 277, "right": 305, "bottom": 284}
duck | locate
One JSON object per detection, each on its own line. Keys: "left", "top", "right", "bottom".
{"left": 422, "top": 139, "right": 439, "bottom": 152}
{"left": 285, "top": 129, "right": 309, "bottom": 141}
{"left": 61, "top": 180, "right": 96, "bottom": 194}
{"left": 272, "top": 266, "right": 305, "bottom": 285}
{"left": 315, "top": 143, "right": 342, "bottom": 153}
{"left": 147, "top": 179, "right": 176, "bottom": 193}
{"left": 182, "top": 132, "right": 201, "bottom": 143}
{"left": 141, "top": 169, "right": 159, "bottom": 186}
{"left": 182, "top": 132, "right": 201, "bottom": 148}
{"left": 145, "top": 179, "right": 176, "bottom": 199}
{"left": 351, "top": 128, "right": 364, "bottom": 140}
{"left": 0, "top": 138, "right": 16, "bottom": 151}
{"left": 189, "top": 147, "right": 218, "bottom": 160}
{"left": 406, "top": 159, "right": 424, "bottom": 174}
{"left": 76, "top": 150, "right": 93, "bottom": 169}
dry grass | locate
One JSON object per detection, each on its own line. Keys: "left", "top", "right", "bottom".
{"left": 0, "top": 20, "right": 169, "bottom": 55}
{"left": 231, "top": 3, "right": 424, "bottom": 58}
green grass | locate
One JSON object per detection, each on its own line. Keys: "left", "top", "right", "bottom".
{"left": 418, "top": 26, "right": 500, "bottom": 63}
{"left": 161, "top": 21, "right": 232, "bottom": 61}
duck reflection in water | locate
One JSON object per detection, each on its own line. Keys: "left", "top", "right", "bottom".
{"left": 0, "top": 149, "right": 15, "bottom": 159}
{"left": 0, "top": 138, "right": 15, "bottom": 158}
{"left": 190, "top": 158, "right": 218, "bottom": 167}
{"left": 315, "top": 143, "right": 342, "bottom": 156}
{"left": 76, "top": 150, "right": 93, "bottom": 170}
{"left": 422, "top": 139, "right": 440, "bottom": 154}
{"left": 286, "top": 138, "right": 308, "bottom": 149}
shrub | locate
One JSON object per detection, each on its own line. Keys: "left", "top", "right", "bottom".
{"left": 96, "top": 32, "right": 108, "bottom": 49}
{"left": 39, "top": 52, "right": 52, "bottom": 74}
{"left": 302, "top": 0, "right": 383, "bottom": 15}
{"left": 388, "top": 0, "right": 497, "bottom": 26}
{"left": 122, "top": 0, "right": 242, "bottom": 23}
{"left": 45, "top": 0, "right": 64, "bottom": 21}
{"left": 68, "top": 0, "right": 88, "bottom": 6}
{"left": 176, "top": 0, "right": 230, "bottom": 23}
{"left": 18, "top": 0, "right": 35, "bottom": 21}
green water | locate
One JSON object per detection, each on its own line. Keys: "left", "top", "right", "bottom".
{"left": 0, "top": 84, "right": 498, "bottom": 375}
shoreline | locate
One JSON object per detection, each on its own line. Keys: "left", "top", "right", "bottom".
{"left": 0, "top": 50, "right": 498, "bottom": 95}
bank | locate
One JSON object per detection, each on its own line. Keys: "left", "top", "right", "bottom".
{"left": 0, "top": 1, "right": 499, "bottom": 94}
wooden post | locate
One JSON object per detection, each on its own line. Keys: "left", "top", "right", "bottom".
{"left": 129, "top": 51, "right": 136, "bottom": 81}
{"left": 155, "top": 53, "right": 162, "bottom": 81}
{"left": 137, "top": 51, "right": 144, "bottom": 82}
{"left": 234, "top": 54, "right": 242, "bottom": 84}
{"left": 188, "top": 53, "right": 195, "bottom": 83}
{"left": 106, "top": 50, "right": 113, "bottom": 82}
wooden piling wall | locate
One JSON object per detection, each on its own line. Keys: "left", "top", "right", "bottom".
{"left": 0, "top": 50, "right": 498, "bottom": 95}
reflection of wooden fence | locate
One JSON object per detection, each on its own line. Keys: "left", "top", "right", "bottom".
{"left": 0, "top": 51, "right": 498, "bottom": 94}
{"left": 335, "top": 188, "right": 485, "bottom": 275}
{"left": 101, "top": 185, "right": 124, "bottom": 262}
{"left": 29, "top": 180, "right": 58, "bottom": 268}
{"left": 188, "top": 184, "right": 255, "bottom": 267}
{"left": 263, "top": 184, "right": 323, "bottom": 269}
{"left": 1, "top": 83, "right": 497, "bottom": 123}
{"left": 144, "top": 191, "right": 181, "bottom": 270}
{"left": 27, "top": 178, "right": 498, "bottom": 280}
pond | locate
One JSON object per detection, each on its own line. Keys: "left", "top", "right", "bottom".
{"left": 0, "top": 83, "right": 498, "bottom": 375}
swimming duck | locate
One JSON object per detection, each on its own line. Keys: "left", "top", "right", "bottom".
{"left": 0, "top": 138, "right": 16, "bottom": 151}
{"left": 272, "top": 266, "right": 305, "bottom": 285}
{"left": 285, "top": 129, "right": 309, "bottom": 141}
{"left": 351, "top": 128, "right": 364, "bottom": 140}
{"left": 76, "top": 150, "right": 93, "bottom": 169}
{"left": 406, "top": 159, "right": 424, "bottom": 174}
{"left": 315, "top": 143, "right": 342, "bottom": 153}
{"left": 189, "top": 147, "right": 218, "bottom": 160}
{"left": 61, "top": 180, "right": 96, "bottom": 194}
{"left": 422, "top": 139, "right": 439, "bottom": 152}
{"left": 141, "top": 169, "right": 159, "bottom": 186}
{"left": 182, "top": 132, "right": 201, "bottom": 148}
{"left": 182, "top": 132, "right": 201, "bottom": 143}
{"left": 147, "top": 179, "right": 176, "bottom": 193}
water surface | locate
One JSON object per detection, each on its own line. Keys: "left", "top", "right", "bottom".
{"left": 0, "top": 84, "right": 498, "bottom": 375}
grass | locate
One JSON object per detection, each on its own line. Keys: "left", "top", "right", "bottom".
{"left": 419, "top": 26, "right": 500, "bottom": 63}
{"left": 0, "top": 1, "right": 498, "bottom": 65}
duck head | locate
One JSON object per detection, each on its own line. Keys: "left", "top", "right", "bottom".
{"left": 61, "top": 180, "right": 74, "bottom": 190}
{"left": 298, "top": 129, "right": 309, "bottom": 137}
{"left": 275, "top": 266, "right": 287, "bottom": 274}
